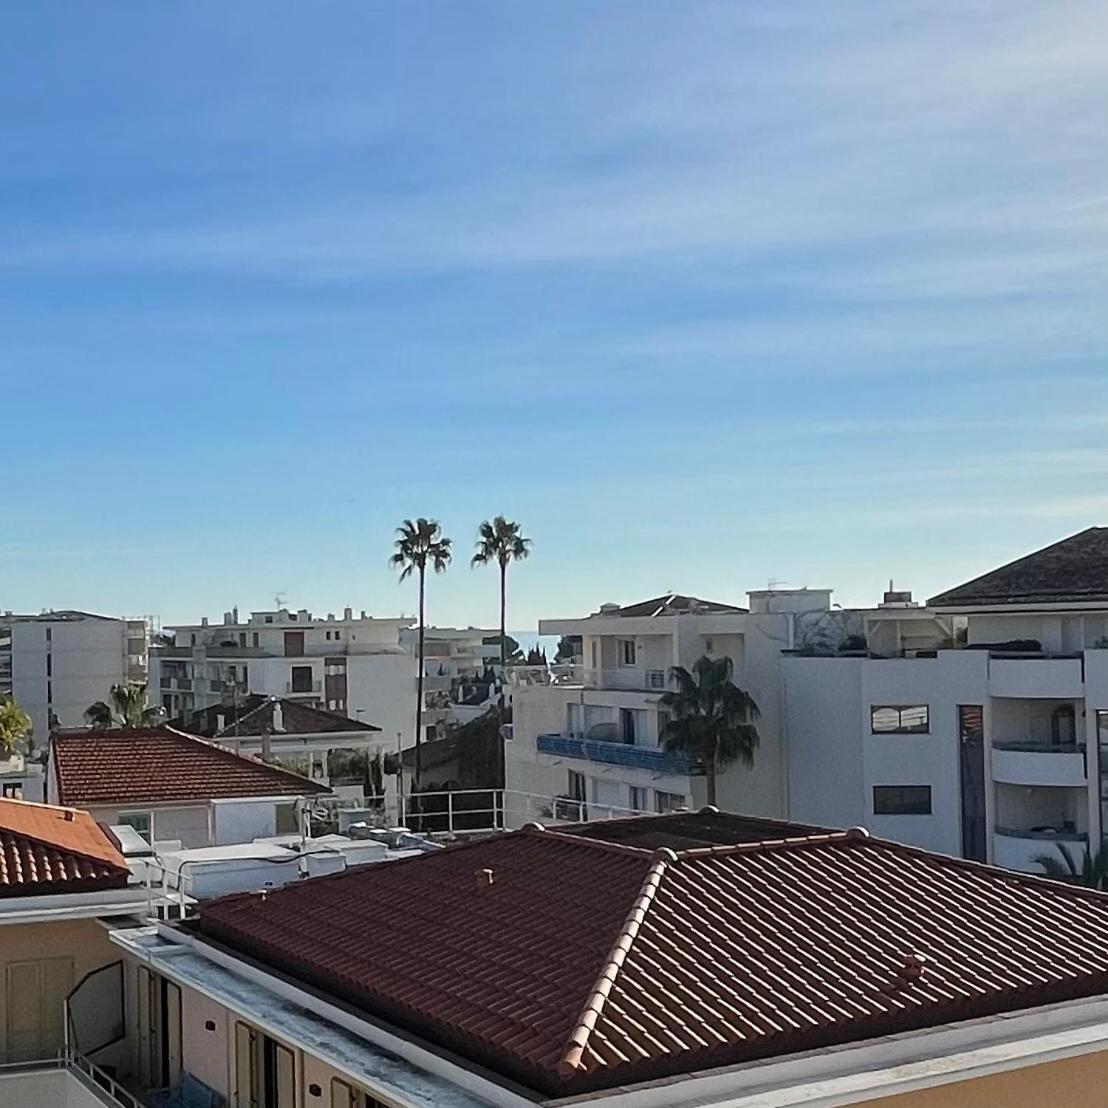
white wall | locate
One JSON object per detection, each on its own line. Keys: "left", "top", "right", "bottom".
{"left": 212, "top": 799, "right": 285, "bottom": 845}
{"left": 11, "top": 617, "right": 128, "bottom": 739}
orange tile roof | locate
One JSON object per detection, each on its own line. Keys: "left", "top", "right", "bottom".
{"left": 191, "top": 819, "right": 1108, "bottom": 1096}
{"left": 51, "top": 726, "right": 331, "bottom": 807}
{"left": 0, "top": 798, "right": 129, "bottom": 895}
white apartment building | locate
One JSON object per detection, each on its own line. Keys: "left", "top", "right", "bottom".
{"left": 784, "top": 527, "right": 1108, "bottom": 873}
{"left": 0, "top": 610, "right": 148, "bottom": 740}
{"left": 505, "top": 591, "right": 831, "bottom": 825}
{"left": 149, "top": 606, "right": 418, "bottom": 744}
{"left": 403, "top": 625, "right": 501, "bottom": 734}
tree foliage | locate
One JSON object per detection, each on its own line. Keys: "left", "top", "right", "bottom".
{"left": 1033, "top": 841, "right": 1108, "bottom": 890}
{"left": 85, "top": 683, "right": 160, "bottom": 730}
{"left": 472, "top": 516, "right": 531, "bottom": 668}
{"left": 0, "top": 695, "right": 31, "bottom": 754}
{"left": 659, "top": 655, "right": 760, "bottom": 807}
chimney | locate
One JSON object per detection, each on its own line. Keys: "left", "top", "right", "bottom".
{"left": 216, "top": 713, "right": 225, "bottom": 733}
{"left": 201, "top": 617, "right": 209, "bottom": 627}
{"left": 272, "top": 702, "right": 285, "bottom": 733}
{"left": 897, "top": 953, "right": 928, "bottom": 983}
{"left": 475, "top": 868, "right": 495, "bottom": 889}
{"left": 223, "top": 611, "right": 233, "bottom": 626}
{"left": 232, "top": 606, "right": 239, "bottom": 623}
{"left": 344, "top": 607, "right": 353, "bottom": 621}
{"left": 63, "top": 809, "right": 74, "bottom": 822}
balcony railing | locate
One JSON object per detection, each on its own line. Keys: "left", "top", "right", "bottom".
{"left": 507, "top": 665, "right": 672, "bottom": 693}
{"left": 537, "top": 733, "right": 689, "bottom": 774}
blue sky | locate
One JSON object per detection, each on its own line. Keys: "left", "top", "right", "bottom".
{"left": 2, "top": 2, "right": 1107, "bottom": 629}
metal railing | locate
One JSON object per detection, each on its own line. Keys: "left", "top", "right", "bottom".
{"left": 0, "top": 1050, "right": 141, "bottom": 1107}
{"left": 537, "top": 733, "right": 690, "bottom": 774}
{"left": 285, "top": 679, "right": 322, "bottom": 693}
{"left": 506, "top": 665, "right": 673, "bottom": 692}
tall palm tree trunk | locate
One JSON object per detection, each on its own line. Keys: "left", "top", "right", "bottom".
{"left": 706, "top": 734, "right": 719, "bottom": 806}
{"left": 415, "top": 567, "right": 425, "bottom": 787}
{"left": 499, "top": 561, "right": 507, "bottom": 669}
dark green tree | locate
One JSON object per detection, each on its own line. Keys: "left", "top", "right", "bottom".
{"left": 471, "top": 516, "right": 532, "bottom": 668}
{"left": 659, "top": 655, "right": 760, "bottom": 807}
{"left": 390, "top": 518, "right": 452, "bottom": 786}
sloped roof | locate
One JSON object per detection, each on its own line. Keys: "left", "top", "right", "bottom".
{"left": 929, "top": 527, "right": 1108, "bottom": 608}
{"left": 611, "top": 594, "right": 747, "bottom": 618}
{"left": 0, "top": 798, "right": 129, "bottom": 896}
{"left": 181, "top": 696, "right": 380, "bottom": 738}
{"left": 190, "top": 817, "right": 1108, "bottom": 1096}
{"left": 559, "top": 809, "right": 831, "bottom": 850}
{"left": 51, "top": 726, "right": 331, "bottom": 807}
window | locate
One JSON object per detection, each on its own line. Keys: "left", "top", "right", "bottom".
{"left": 45, "top": 627, "right": 51, "bottom": 642}
{"left": 46, "top": 680, "right": 52, "bottom": 704}
{"left": 704, "top": 638, "right": 714, "bottom": 653}
{"left": 567, "top": 770, "right": 586, "bottom": 801}
{"left": 120, "top": 811, "right": 153, "bottom": 844}
{"left": 239, "top": 632, "right": 247, "bottom": 647}
{"left": 284, "top": 631, "right": 305, "bottom": 657}
{"left": 620, "top": 639, "right": 636, "bottom": 666}
{"left": 290, "top": 665, "right": 314, "bottom": 693}
{"left": 629, "top": 786, "right": 647, "bottom": 812}
{"left": 654, "top": 790, "right": 685, "bottom": 814}
{"left": 253, "top": 632, "right": 260, "bottom": 647}
{"left": 873, "top": 786, "right": 932, "bottom": 815}
{"left": 870, "top": 705, "right": 929, "bottom": 734}
{"left": 958, "top": 706, "right": 986, "bottom": 862}
{"left": 619, "top": 708, "right": 636, "bottom": 745}
{"left": 325, "top": 631, "right": 332, "bottom": 641}
{"left": 46, "top": 653, "right": 51, "bottom": 676}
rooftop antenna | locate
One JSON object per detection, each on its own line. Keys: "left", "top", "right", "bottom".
{"left": 273, "top": 590, "right": 286, "bottom": 609}
{"left": 767, "top": 578, "right": 785, "bottom": 592}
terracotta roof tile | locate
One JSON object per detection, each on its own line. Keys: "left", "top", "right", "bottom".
{"left": 190, "top": 819, "right": 1108, "bottom": 1095}
{"left": 0, "top": 798, "right": 129, "bottom": 896}
{"left": 51, "top": 726, "right": 331, "bottom": 807}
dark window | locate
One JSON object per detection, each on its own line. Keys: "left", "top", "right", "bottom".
{"left": 46, "top": 680, "right": 52, "bottom": 704}
{"left": 46, "top": 653, "right": 51, "bottom": 677}
{"left": 238, "top": 632, "right": 246, "bottom": 648}
{"left": 264, "top": 616, "right": 273, "bottom": 624}
{"left": 284, "top": 631, "right": 305, "bottom": 658}
{"left": 958, "top": 706, "right": 986, "bottom": 861}
{"left": 873, "top": 785, "right": 932, "bottom": 815}
{"left": 568, "top": 770, "right": 586, "bottom": 801}
{"left": 620, "top": 708, "right": 636, "bottom": 745}
{"left": 654, "top": 790, "right": 686, "bottom": 814}
{"left": 252, "top": 632, "right": 260, "bottom": 647}
{"left": 620, "top": 639, "right": 636, "bottom": 665}
{"left": 45, "top": 627, "right": 51, "bottom": 643}
{"left": 290, "top": 665, "right": 313, "bottom": 693}
{"left": 871, "top": 705, "right": 929, "bottom": 734}
{"left": 325, "top": 631, "right": 331, "bottom": 641}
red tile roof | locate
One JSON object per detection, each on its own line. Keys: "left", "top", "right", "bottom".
{"left": 51, "top": 726, "right": 331, "bottom": 807}
{"left": 190, "top": 819, "right": 1108, "bottom": 1095}
{"left": 0, "top": 798, "right": 129, "bottom": 896}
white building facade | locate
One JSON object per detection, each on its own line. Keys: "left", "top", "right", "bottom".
{"left": 505, "top": 591, "right": 831, "bottom": 826}
{"left": 0, "top": 610, "right": 148, "bottom": 740}
{"left": 784, "top": 528, "right": 1108, "bottom": 872}
{"left": 149, "top": 607, "right": 418, "bottom": 743}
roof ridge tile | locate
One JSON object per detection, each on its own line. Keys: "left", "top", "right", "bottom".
{"left": 557, "top": 850, "right": 672, "bottom": 1075}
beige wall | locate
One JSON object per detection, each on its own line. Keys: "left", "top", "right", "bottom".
{"left": 0, "top": 918, "right": 117, "bottom": 1059}
{"left": 181, "top": 984, "right": 230, "bottom": 1097}
{"left": 865, "top": 1050, "right": 1108, "bottom": 1108}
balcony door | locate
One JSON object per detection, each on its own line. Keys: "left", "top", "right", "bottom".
{"left": 235, "top": 1021, "right": 296, "bottom": 1108}
{"left": 4, "top": 956, "right": 73, "bottom": 1062}
{"left": 284, "top": 631, "right": 305, "bottom": 658}
{"left": 137, "top": 966, "right": 182, "bottom": 1090}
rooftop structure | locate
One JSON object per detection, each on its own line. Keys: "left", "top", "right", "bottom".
{"left": 0, "top": 797, "right": 128, "bottom": 896}
{"left": 49, "top": 726, "right": 330, "bottom": 808}
{"left": 183, "top": 813, "right": 1108, "bottom": 1098}
{"left": 179, "top": 694, "right": 381, "bottom": 739}
{"left": 929, "top": 527, "right": 1108, "bottom": 609}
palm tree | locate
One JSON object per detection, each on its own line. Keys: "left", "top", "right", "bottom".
{"left": 390, "top": 518, "right": 452, "bottom": 786}
{"left": 659, "top": 655, "right": 760, "bottom": 807}
{"left": 0, "top": 695, "right": 31, "bottom": 755}
{"left": 85, "top": 682, "right": 161, "bottom": 730}
{"left": 471, "top": 516, "right": 532, "bottom": 668}
{"left": 1033, "top": 841, "right": 1108, "bottom": 890}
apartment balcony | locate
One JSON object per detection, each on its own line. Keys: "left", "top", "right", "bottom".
{"left": 158, "top": 676, "right": 192, "bottom": 691}
{"left": 537, "top": 733, "right": 689, "bottom": 775}
{"left": 993, "top": 826, "right": 1087, "bottom": 874}
{"left": 988, "top": 655, "right": 1084, "bottom": 698}
{"left": 508, "top": 665, "right": 671, "bottom": 693}
{"left": 991, "top": 742, "right": 1087, "bottom": 787}
{"left": 0, "top": 1054, "right": 140, "bottom": 1107}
